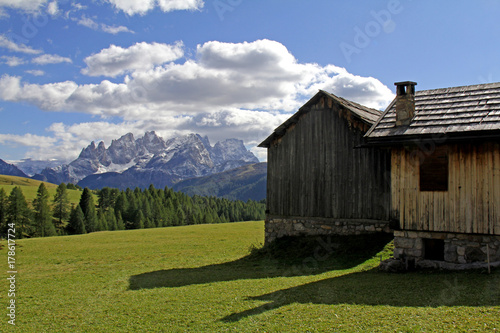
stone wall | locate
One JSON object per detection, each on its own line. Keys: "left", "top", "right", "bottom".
{"left": 394, "top": 230, "right": 500, "bottom": 265}
{"left": 265, "top": 215, "right": 392, "bottom": 244}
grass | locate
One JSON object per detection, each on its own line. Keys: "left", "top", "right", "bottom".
{"left": 0, "top": 175, "right": 83, "bottom": 205}
{"left": 0, "top": 221, "right": 499, "bottom": 332}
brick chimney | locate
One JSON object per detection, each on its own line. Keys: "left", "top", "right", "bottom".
{"left": 394, "top": 81, "right": 417, "bottom": 126}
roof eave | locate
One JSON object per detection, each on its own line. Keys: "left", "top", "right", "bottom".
{"left": 363, "top": 129, "right": 500, "bottom": 147}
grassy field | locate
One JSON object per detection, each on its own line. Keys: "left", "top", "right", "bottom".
{"left": 1, "top": 221, "right": 499, "bottom": 332}
{"left": 0, "top": 175, "right": 84, "bottom": 205}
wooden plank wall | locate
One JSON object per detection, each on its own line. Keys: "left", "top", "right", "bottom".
{"left": 391, "top": 142, "right": 500, "bottom": 235}
{"left": 266, "top": 97, "right": 391, "bottom": 221}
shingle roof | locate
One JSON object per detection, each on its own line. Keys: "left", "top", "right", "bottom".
{"left": 258, "top": 90, "right": 382, "bottom": 148}
{"left": 319, "top": 90, "right": 382, "bottom": 124}
{"left": 365, "top": 82, "right": 500, "bottom": 141}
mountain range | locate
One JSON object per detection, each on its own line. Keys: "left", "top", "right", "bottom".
{"left": 0, "top": 159, "right": 28, "bottom": 178}
{"left": 0, "top": 132, "right": 267, "bottom": 200}
{"left": 19, "top": 131, "right": 260, "bottom": 192}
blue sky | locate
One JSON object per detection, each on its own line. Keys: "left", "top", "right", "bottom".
{"left": 0, "top": 0, "right": 499, "bottom": 163}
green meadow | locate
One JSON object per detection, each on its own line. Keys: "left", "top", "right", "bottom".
{"left": 0, "top": 175, "right": 84, "bottom": 206}
{"left": 1, "top": 221, "right": 499, "bottom": 332}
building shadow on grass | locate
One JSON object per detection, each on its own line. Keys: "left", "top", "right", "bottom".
{"left": 222, "top": 268, "right": 500, "bottom": 322}
{"left": 129, "top": 233, "right": 393, "bottom": 290}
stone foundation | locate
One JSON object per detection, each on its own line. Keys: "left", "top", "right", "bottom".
{"left": 394, "top": 230, "right": 500, "bottom": 265}
{"left": 265, "top": 215, "right": 392, "bottom": 244}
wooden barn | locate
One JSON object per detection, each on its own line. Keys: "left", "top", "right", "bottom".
{"left": 365, "top": 81, "right": 500, "bottom": 267}
{"left": 259, "top": 90, "right": 392, "bottom": 244}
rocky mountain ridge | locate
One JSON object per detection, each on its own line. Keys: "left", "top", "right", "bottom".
{"left": 0, "top": 159, "right": 28, "bottom": 178}
{"left": 32, "top": 132, "right": 259, "bottom": 190}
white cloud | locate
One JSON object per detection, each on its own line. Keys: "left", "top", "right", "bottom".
{"left": 25, "top": 69, "right": 45, "bottom": 76}
{"left": 0, "top": 133, "right": 57, "bottom": 149}
{"left": 0, "top": 75, "right": 78, "bottom": 110}
{"left": 64, "top": 2, "right": 86, "bottom": 20}
{"left": 0, "top": 35, "right": 43, "bottom": 54}
{"left": 77, "top": 15, "right": 99, "bottom": 30}
{"left": 157, "top": 0, "right": 204, "bottom": 12}
{"left": 46, "top": 0, "right": 58, "bottom": 15}
{"left": 0, "top": 0, "right": 203, "bottom": 16}
{"left": 0, "top": 39, "right": 395, "bottom": 161}
{"left": 76, "top": 15, "right": 133, "bottom": 34}
{"left": 106, "top": 0, "right": 204, "bottom": 15}
{"left": 1, "top": 56, "right": 25, "bottom": 66}
{"left": 82, "top": 41, "right": 184, "bottom": 77}
{"left": 0, "top": 40, "right": 394, "bottom": 116}
{"left": 32, "top": 54, "right": 72, "bottom": 65}
{"left": 0, "top": 0, "right": 48, "bottom": 12}
{"left": 101, "top": 24, "right": 133, "bottom": 34}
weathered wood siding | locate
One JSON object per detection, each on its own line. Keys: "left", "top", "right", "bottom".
{"left": 266, "top": 97, "right": 391, "bottom": 220}
{"left": 391, "top": 142, "right": 500, "bottom": 235}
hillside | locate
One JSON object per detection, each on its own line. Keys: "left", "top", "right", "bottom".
{"left": 0, "top": 174, "right": 83, "bottom": 204}
{"left": 173, "top": 162, "right": 267, "bottom": 201}
{"left": 2, "top": 222, "right": 498, "bottom": 332}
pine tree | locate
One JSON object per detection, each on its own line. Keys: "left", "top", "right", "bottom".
{"left": 7, "top": 187, "right": 32, "bottom": 238}
{"left": 53, "top": 183, "right": 70, "bottom": 234}
{"left": 133, "top": 210, "right": 144, "bottom": 229}
{"left": 98, "top": 187, "right": 118, "bottom": 211}
{"left": 114, "top": 192, "right": 128, "bottom": 220}
{"left": 95, "top": 210, "right": 105, "bottom": 231}
{"left": 68, "top": 205, "right": 86, "bottom": 235}
{"left": 79, "top": 188, "right": 97, "bottom": 233}
{"left": 106, "top": 208, "right": 118, "bottom": 231}
{"left": 116, "top": 211, "right": 125, "bottom": 230}
{"left": 145, "top": 217, "right": 154, "bottom": 228}
{"left": 175, "top": 206, "right": 186, "bottom": 226}
{"left": 33, "top": 183, "right": 56, "bottom": 237}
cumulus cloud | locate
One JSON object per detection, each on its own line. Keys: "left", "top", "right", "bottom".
{"left": 0, "top": 133, "right": 57, "bottom": 149}
{"left": 0, "top": 35, "right": 43, "bottom": 54}
{"left": 106, "top": 0, "right": 204, "bottom": 15}
{"left": 32, "top": 54, "right": 72, "bottom": 65}
{"left": 0, "top": 40, "right": 394, "bottom": 115}
{"left": 82, "top": 41, "right": 184, "bottom": 77}
{"left": 0, "top": 39, "right": 395, "bottom": 161}
{"left": 0, "top": 75, "right": 78, "bottom": 110}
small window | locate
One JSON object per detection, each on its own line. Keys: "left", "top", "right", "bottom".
{"left": 423, "top": 238, "right": 444, "bottom": 261}
{"left": 420, "top": 146, "right": 448, "bottom": 191}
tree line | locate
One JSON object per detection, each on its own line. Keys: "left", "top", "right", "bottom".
{"left": 0, "top": 183, "right": 265, "bottom": 238}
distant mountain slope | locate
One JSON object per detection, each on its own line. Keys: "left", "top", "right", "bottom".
{"left": 0, "top": 159, "right": 28, "bottom": 178}
{"left": 32, "top": 132, "right": 259, "bottom": 190}
{"left": 0, "top": 174, "right": 55, "bottom": 188}
{"left": 0, "top": 174, "right": 84, "bottom": 205}
{"left": 12, "top": 159, "right": 64, "bottom": 177}
{"left": 173, "top": 162, "right": 267, "bottom": 201}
